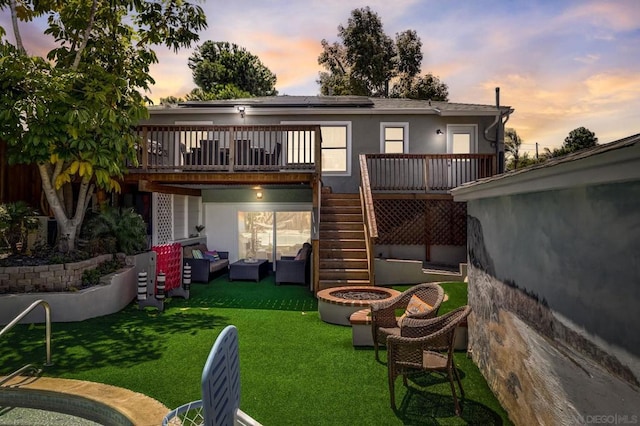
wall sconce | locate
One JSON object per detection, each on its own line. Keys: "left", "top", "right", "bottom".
{"left": 237, "top": 106, "right": 246, "bottom": 118}
{"left": 256, "top": 191, "right": 263, "bottom": 200}
{"left": 436, "top": 129, "right": 444, "bottom": 135}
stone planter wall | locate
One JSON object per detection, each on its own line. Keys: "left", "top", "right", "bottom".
{"left": 0, "top": 251, "right": 154, "bottom": 325}
{"left": 0, "top": 254, "right": 113, "bottom": 293}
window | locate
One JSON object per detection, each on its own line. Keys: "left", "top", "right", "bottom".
{"left": 282, "top": 121, "right": 351, "bottom": 175}
{"left": 320, "top": 125, "right": 348, "bottom": 173}
{"left": 381, "top": 123, "right": 409, "bottom": 153}
{"left": 446, "top": 125, "right": 477, "bottom": 154}
{"left": 238, "top": 211, "right": 311, "bottom": 261}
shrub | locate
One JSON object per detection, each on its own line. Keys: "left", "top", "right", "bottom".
{"left": 0, "top": 201, "right": 40, "bottom": 255}
{"left": 81, "top": 256, "right": 126, "bottom": 288}
{"left": 82, "top": 207, "right": 148, "bottom": 255}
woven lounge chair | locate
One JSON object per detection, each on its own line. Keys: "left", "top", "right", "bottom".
{"left": 370, "top": 283, "right": 444, "bottom": 361}
{"left": 387, "top": 305, "right": 472, "bottom": 414}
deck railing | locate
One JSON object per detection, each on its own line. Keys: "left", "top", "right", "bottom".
{"left": 131, "top": 124, "right": 322, "bottom": 174}
{"left": 364, "top": 153, "right": 497, "bottom": 192}
{"left": 359, "top": 155, "right": 378, "bottom": 286}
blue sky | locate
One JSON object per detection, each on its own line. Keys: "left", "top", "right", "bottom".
{"left": 2, "top": 0, "right": 639, "bottom": 153}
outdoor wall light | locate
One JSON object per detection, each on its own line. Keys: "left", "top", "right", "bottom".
{"left": 237, "top": 106, "right": 246, "bottom": 118}
{"left": 436, "top": 129, "right": 444, "bottom": 135}
{"left": 256, "top": 191, "right": 263, "bottom": 199}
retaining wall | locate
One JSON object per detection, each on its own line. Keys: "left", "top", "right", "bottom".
{"left": 0, "top": 252, "right": 154, "bottom": 324}
{"left": 0, "top": 254, "right": 113, "bottom": 293}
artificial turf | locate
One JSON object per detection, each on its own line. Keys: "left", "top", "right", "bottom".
{"left": 0, "top": 277, "right": 512, "bottom": 425}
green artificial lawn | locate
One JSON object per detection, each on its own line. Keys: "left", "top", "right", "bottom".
{"left": 0, "top": 277, "right": 512, "bottom": 425}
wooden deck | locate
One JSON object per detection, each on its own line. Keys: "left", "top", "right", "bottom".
{"left": 124, "top": 124, "right": 322, "bottom": 191}
{"left": 125, "top": 125, "right": 497, "bottom": 193}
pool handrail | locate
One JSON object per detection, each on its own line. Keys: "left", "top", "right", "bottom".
{"left": 0, "top": 299, "right": 53, "bottom": 382}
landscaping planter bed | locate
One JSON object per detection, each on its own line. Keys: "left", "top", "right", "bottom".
{"left": 0, "top": 252, "right": 153, "bottom": 325}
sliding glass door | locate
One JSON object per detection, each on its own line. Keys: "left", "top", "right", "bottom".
{"left": 238, "top": 211, "right": 311, "bottom": 262}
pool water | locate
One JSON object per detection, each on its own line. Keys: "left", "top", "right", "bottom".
{"left": 0, "top": 406, "right": 100, "bottom": 425}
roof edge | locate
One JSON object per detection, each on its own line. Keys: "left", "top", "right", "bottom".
{"left": 452, "top": 133, "right": 640, "bottom": 201}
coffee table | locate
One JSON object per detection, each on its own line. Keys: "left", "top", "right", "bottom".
{"left": 229, "top": 259, "right": 269, "bottom": 282}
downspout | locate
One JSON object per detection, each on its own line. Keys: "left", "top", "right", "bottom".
{"left": 484, "top": 87, "right": 513, "bottom": 174}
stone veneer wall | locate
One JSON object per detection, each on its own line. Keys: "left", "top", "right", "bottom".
{"left": 0, "top": 254, "right": 113, "bottom": 293}
{"left": 465, "top": 181, "right": 640, "bottom": 425}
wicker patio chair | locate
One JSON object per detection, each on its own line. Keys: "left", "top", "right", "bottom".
{"left": 386, "top": 305, "right": 472, "bottom": 414}
{"left": 370, "top": 283, "right": 444, "bottom": 361}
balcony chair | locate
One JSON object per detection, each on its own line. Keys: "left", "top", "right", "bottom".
{"left": 275, "top": 242, "right": 311, "bottom": 286}
{"left": 370, "top": 283, "right": 444, "bottom": 362}
{"left": 387, "top": 305, "right": 472, "bottom": 414}
{"left": 263, "top": 142, "right": 282, "bottom": 165}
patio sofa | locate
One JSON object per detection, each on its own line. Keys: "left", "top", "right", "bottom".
{"left": 183, "top": 243, "right": 229, "bottom": 283}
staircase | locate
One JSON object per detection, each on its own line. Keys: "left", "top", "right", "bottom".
{"left": 318, "top": 192, "right": 371, "bottom": 290}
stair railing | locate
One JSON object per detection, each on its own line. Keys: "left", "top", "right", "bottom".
{"left": 359, "top": 154, "right": 378, "bottom": 286}
{"left": 0, "top": 299, "right": 53, "bottom": 385}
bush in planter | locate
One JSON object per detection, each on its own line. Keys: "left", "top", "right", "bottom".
{"left": 82, "top": 207, "right": 147, "bottom": 255}
{"left": 0, "top": 201, "right": 40, "bottom": 255}
{"left": 80, "top": 256, "right": 126, "bottom": 289}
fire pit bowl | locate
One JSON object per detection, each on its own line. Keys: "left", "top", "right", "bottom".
{"left": 316, "top": 286, "right": 401, "bottom": 326}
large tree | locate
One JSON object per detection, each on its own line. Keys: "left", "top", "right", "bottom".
{"left": 0, "top": 0, "right": 206, "bottom": 251}
{"left": 318, "top": 7, "right": 448, "bottom": 100}
{"left": 188, "top": 41, "right": 277, "bottom": 99}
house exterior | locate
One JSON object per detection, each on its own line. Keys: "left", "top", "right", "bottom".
{"left": 451, "top": 134, "right": 640, "bottom": 424}
{"left": 123, "top": 94, "right": 512, "bottom": 291}
{"left": 1, "top": 94, "right": 511, "bottom": 290}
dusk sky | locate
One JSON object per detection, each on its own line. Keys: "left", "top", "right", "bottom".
{"left": 2, "top": 0, "right": 639, "bottom": 153}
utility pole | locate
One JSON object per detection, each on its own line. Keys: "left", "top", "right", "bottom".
{"left": 535, "top": 142, "right": 539, "bottom": 159}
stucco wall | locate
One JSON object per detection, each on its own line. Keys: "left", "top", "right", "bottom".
{"left": 466, "top": 180, "right": 640, "bottom": 424}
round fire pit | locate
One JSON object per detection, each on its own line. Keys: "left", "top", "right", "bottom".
{"left": 317, "top": 286, "right": 401, "bottom": 326}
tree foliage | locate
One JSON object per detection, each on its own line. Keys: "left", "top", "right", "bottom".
{"left": 504, "top": 128, "right": 544, "bottom": 171}
{"left": 390, "top": 72, "right": 449, "bottom": 100}
{"left": 504, "top": 128, "right": 523, "bottom": 171}
{"left": 318, "top": 7, "right": 448, "bottom": 100}
{"left": 0, "top": 0, "right": 207, "bottom": 251}
{"left": 545, "top": 126, "right": 598, "bottom": 158}
{"left": 564, "top": 126, "right": 598, "bottom": 152}
{"left": 188, "top": 41, "right": 277, "bottom": 99}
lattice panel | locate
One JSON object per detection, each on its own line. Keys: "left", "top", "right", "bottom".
{"left": 373, "top": 198, "right": 467, "bottom": 247}
{"left": 374, "top": 199, "right": 427, "bottom": 245}
{"left": 427, "top": 200, "right": 467, "bottom": 246}
{"left": 154, "top": 193, "right": 173, "bottom": 245}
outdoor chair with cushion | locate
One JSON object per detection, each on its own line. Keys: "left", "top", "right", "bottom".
{"left": 386, "top": 305, "right": 472, "bottom": 414}
{"left": 275, "top": 242, "right": 311, "bottom": 286}
{"left": 370, "top": 283, "right": 444, "bottom": 361}
{"left": 263, "top": 142, "right": 282, "bottom": 166}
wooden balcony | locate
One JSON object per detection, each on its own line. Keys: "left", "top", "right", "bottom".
{"left": 363, "top": 153, "right": 497, "bottom": 192}
{"left": 124, "top": 125, "right": 496, "bottom": 192}
{"left": 124, "top": 125, "right": 322, "bottom": 187}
